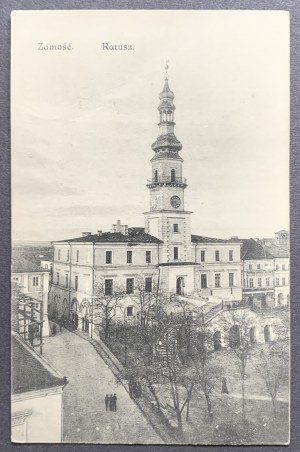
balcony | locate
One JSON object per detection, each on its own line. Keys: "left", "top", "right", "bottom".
{"left": 147, "top": 176, "right": 187, "bottom": 188}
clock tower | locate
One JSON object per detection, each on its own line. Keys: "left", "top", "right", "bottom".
{"left": 144, "top": 74, "right": 193, "bottom": 268}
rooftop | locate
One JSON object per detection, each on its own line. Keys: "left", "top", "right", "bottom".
{"left": 241, "top": 239, "right": 276, "bottom": 260}
{"left": 191, "top": 234, "right": 242, "bottom": 244}
{"left": 12, "top": 256, "right": 50, "bottom": 274}
{"left": 12, "top": 334, "right": 65, "bottom": 395}
{"left": 53, "top": 228, "right": 163, "bottom": 244}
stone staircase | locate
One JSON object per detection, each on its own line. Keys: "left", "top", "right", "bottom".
{"left": 202, "top": 301, "right": 223, "bottom": 324}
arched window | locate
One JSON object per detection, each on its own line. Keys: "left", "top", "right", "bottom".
{"left": 213, "top": 331, "right": 222, "bottom": 350}
{"left": 264, "top": 325, "right": 272, "bottom": 343}
{"left": 154, "top": 170, "right": 158, "bottom": 182}
{"left": 171, "top": 169, "right": 176, "bottom": 182}
{"left": 229, "top": 325, "right": 240, "bottom": 348}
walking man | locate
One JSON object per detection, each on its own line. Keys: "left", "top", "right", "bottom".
{"left": 109, "top": 394, "right": 114, "bottom": 411}
{"left": 105, "top": 394, "right": 109, "bottom": 411}
{"left": 112, "top": 393, "right": 117, "bottom": 412}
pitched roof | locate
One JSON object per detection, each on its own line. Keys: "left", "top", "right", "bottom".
{"left": 191, "top": 234, "right": 242, "bottom": 244}
{"left": 12, "top": 334, "right": 65, "bottom": 395}
{"left": 53, "top": 228, "right": 163, "bottom": 244}
{"left": 12, "top": 256, "right": 49, "bottom": 274}
{"left": 241, "top": 239, "right": 274, "bottom": 260}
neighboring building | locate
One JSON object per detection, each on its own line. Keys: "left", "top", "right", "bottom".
{"left": 261, "top": 231, "right": 290, "bottom": 306}
{"left": 11, "top": 333, "right": 66, "bottom": 443}
{"left": 242, "top": 232, "right": 290, "bottom": 308}
{"left": 49, "top": 76, "right": 243, "bottom": 334}
{"left": 12, "top": 256, "right": 50, "bottom": 336}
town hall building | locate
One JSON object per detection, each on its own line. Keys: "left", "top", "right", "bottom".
{"left": 49, "top": 76, "right": 285, "bottom": 335}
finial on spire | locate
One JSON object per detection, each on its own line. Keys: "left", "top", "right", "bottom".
{"left": 165, "top": 60, "right": 169, "bottom": 80}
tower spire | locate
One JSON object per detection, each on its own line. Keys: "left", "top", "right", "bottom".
{"left": 165, "top": 60, "right": 169, "bottom": 80}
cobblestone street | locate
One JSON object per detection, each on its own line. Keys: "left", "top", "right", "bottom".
{"left": 42, "top": 329, "right": 162, "bottom": 444}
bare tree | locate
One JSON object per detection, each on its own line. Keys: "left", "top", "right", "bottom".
{"left": 171, "top": 297, "right": 222, "bottom": 421}
{"left": 254, "top": 312, "right": 289, "bottom": 417}
{"left": 220, "top": 309, "right": 258, "bottom": 424}
{"left": 134, "top": 274, "right": 163, "bottom": 330}
{"left": 154, "top": 309, "right": 197, "bottom": 438}
{"left": 93, "top": 281, "right": 126, "bottom": 341}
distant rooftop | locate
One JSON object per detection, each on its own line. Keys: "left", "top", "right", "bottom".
{"left": 12, "top": 256, "right": 50, "bottom": 274}
{"left": 12, "top": 334, "right": 65, "bottom": 395}
{"left": 191, "top": 234, "right": 242, "bottom": 244}
{"left": 53, "top": 227, "right": 163, "bottom": 244}
{"left": 241, "top": 238, "right": 289, "bottom": 260}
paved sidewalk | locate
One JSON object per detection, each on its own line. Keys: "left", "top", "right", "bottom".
{"left": 42, "top": 329, "right": 162, "bottom": 444}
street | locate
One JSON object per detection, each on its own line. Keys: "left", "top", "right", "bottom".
{"left": 42, "top": 329, "right": 162, "bottom": 443}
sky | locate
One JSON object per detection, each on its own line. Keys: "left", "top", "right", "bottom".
{"left": 11, "top": 10, "right": 289, "bottom": 242}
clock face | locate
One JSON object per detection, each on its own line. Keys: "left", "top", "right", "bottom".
{"left": 170, "top": 195, "right": 181, "bottom": 209}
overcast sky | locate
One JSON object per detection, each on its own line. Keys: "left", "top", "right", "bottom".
{"left": 11, "top": 10, "right": 289, "bottom": 242}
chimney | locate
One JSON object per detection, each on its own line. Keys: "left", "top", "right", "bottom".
{"left": 82, "top": 232, "right": 91, "bottom": 237}
{"left": 98, "top": 230, "right": 103, "bottom": 236}
{"left": 116, "top": 220, "right": 121, "bottom": 233}
{"left": 124, "top": 225, "right": 128, "bottom": 235}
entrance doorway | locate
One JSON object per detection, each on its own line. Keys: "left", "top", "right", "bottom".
{"left": 176, "top": 277, "right": 184, "bottom": 296}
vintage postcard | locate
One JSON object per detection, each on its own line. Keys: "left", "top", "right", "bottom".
{"left": 11, "top": 10, "right": 290, "bottom": 445}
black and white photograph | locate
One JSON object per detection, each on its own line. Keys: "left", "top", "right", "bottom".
{"left": 11, "top": 9, "right": 290, "bottom": 445}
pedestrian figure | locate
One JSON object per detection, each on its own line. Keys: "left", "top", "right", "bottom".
{"left": 111, "top": 393, "right": 117, "bottom": 412}
{"left": 221, "top": 377, "right": 229, "bottom": 394}
{"left": 109, "top": 394, "right": 114, "bottom": 411}
{"left": 105, "top": 394, "right": 109, "bottom": 411}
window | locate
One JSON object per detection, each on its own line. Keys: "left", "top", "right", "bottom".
{"left": 266, "top": 277, "right": 270, "bottom": 287}
{"left": 173, "top": 224, "right": 179, "bottom": 233}
{"left": 126, "top": 278, "right": 134, "bottom": 294}
{"left": 171, "top": 169, "right": 176, "bottom": 182}
{"left": 74, "top": 275, "right": 78, "bottom": 291}
{"left": 76, "top": 250, "right": 79, "bottom": 262}
{"left": 249, "top": 278, "right": 254, "bottom": 288}
{"left": 282, "top": 264, "right": 286, "bottom": 270}
{"left": 276, "top": 277, "right": 280, "bottom": 286}
{"left": 215, "top": 251, "right": 220, "bottom": 262}
{"left": 257, "top": 264, "right": 261, "bottom": 270}
{"left": 229, "top": 250, "right": 233, "bottom": 261}
{"left": 276, "top": 264, "right": 279, "bottom": 270}
{"left": 282, "top": 277, "right": 286, "bottom": 286}
{"left": 127, "top": 306, "right": 133, "bottom": 317}
{"left": 145, "top": 277, "right": 152, "bottom": 293}
{"left": 249, "top": 264, "right": 253, "bottom": 270}
{"left": 127, "top": 251, "right": 133, "bottom": 264}
{"left": 258, "top": 277, "right": 262, "bottom": 287}
{"left": 56, "top": 273, "right": 59, "bottom": 285}
{"left": 229, "top": 273, "right": 234, "bottom": 287}
{"left": 33, "top": 276, "right": 39, "bottom": 286}
{"left": 200, "top": 250, "right": 205, "bottom": 262}
{"left": 174, "top": 247, "right": 179, "bottom": 260}
{"left": 154, "top": 170, "right": 158, "bottom": 182}
{"left": 105, "top": 279, "right": 113, "bottom": 295}
{"left": 106, "top": 251, "right": 112, "bottom": 264}
{"left": 65, "top": 274, "right": 68, "bottom": 288}
{"left": 12, "top": 277, "right": 20, "bottom": 282}
{"left": 146, "top": 251, "right": 151, "bottom": 263}
{"left": 45, "top": 264, "right": 48, "bottom": 269}
{"left": 201, "top": 274, "right": 207, "bottom": 289}
{"left": 58, "top": 249, "right": 61, "bottom": 260}
{"left": 67, "top": 250, "right": 70, "bottom": 261}
{"left": 215, "top": 273, "right": 221, "bottom": 288}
